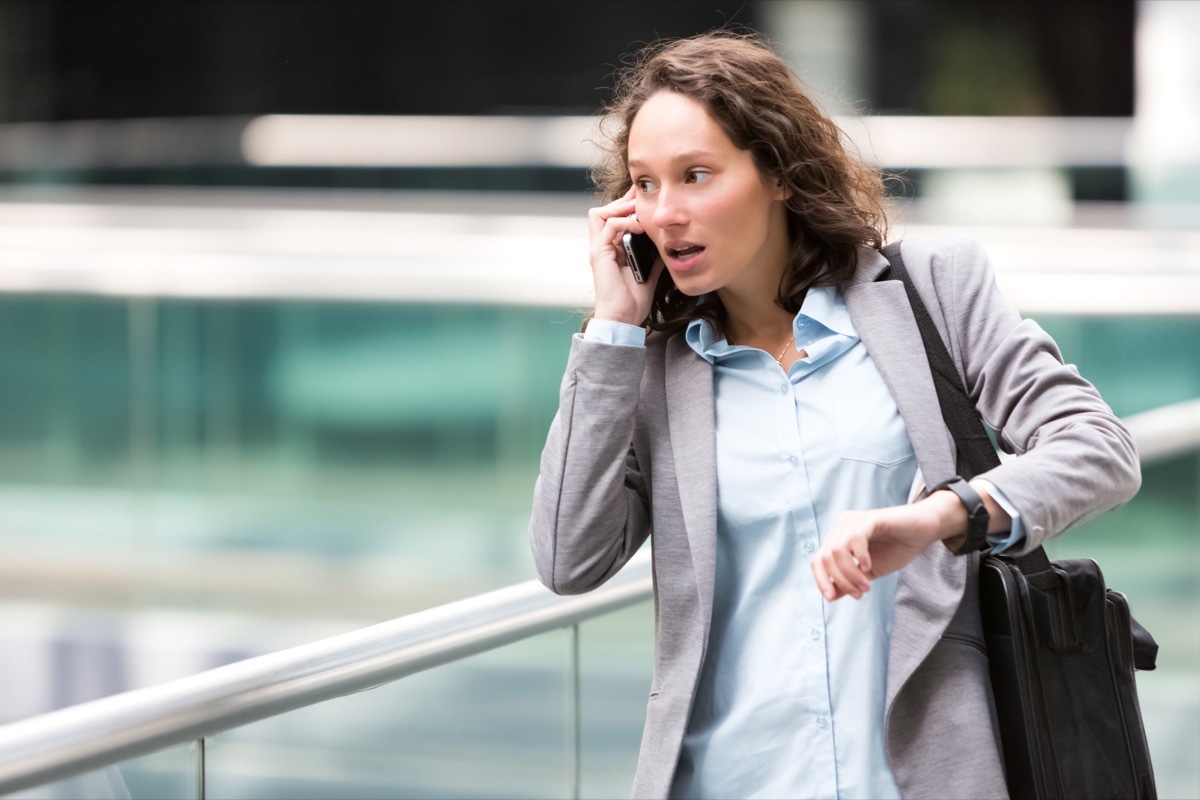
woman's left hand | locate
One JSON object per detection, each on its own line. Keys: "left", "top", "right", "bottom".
{"left": 810, "top": 491, "right": 967, "bottom": 601}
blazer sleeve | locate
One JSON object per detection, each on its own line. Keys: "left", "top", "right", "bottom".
{"left": 903, "top": 235, "right": 1141, "bottom": 553}
{"left": 529, "top": 334, "right": 652, "bottom": 595}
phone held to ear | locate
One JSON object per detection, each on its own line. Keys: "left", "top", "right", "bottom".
{"left": 621, "top": 231, "right": 658, "bottom": 284}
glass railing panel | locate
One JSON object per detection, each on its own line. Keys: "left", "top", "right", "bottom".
{"left": 201, "top": 629, "right": 573, "bottom": 800}
{"left": 5, "top": 766, "right": 134, "bottom": 800}
{"left": 113, "top": 741, "right": 198, "bottom": 800}
{"left": 577, "top": 602, "right": 655, "bottom": 799}
{"left": 5, "top": 742, "right": 196, "bottom": 800}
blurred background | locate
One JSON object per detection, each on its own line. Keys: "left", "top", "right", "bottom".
{"left": 0, "top": 0, "right": 1197, "bottom": 798}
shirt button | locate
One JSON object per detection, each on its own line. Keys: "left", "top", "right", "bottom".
{"left": 816, "top": 716, "right": 828, "bottom": 729}
{"left": 788, "top": 455, "right": 799, "bottom": 467}
{"left": 779, "top": 383, "right": 789, "bottom": 395}
{"left": 803, "top": 540, "right": 816, "bottom": 554}
{"left": 810, "top": 628, "right": 821, "bottom": 641}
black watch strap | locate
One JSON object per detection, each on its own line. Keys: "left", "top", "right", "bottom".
{"left": 931, "top": 477, "right": 989, "bottom": 554}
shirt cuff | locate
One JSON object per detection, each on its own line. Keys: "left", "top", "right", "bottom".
{"left": 582, "top": 318, "right": 647, "bottom": 347}
{"left": 972, "top": 479, "right": 1026, "bottom": 554}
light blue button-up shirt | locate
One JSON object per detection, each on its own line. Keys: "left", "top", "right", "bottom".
{"left": 584, "top": 286, "right": 1022, "bottom": 800}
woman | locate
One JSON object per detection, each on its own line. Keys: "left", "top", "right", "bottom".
{"left": 529, "top": 31, "right": 1139, "bottom": 800}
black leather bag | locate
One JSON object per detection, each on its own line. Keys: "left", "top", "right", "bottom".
{"left": 879, "top": 242, "right": 1159, "bottom": 799}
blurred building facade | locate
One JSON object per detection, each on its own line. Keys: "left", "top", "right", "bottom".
{"left": 0, "top": 0, "right": 1138, "bottom": 195}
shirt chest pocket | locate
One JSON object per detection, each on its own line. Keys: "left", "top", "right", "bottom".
{"left": 828, "top": 375, "right": 916, "bottom": 468}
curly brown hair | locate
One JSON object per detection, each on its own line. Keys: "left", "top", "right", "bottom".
{"left": 591, "top": 31, "right": 890, "bottom": 335}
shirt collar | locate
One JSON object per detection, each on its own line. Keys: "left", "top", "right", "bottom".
{"left": 684, "top": 309, "right": 729, "bottom": 363}
{"left": 685, "top": 286, "right": 858, "bottom": 364}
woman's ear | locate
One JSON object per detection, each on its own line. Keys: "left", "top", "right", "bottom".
{"left": 773, "top": 177, "right": 791, "bottom": 201}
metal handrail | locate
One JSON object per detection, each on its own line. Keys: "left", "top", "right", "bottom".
{"left": 0, "top": 399, "right": 1198, "bottom": 795}
{"left": 0, "top": 553, "right": 652, "bottom": 795}
{"left": 1121, "top": 397, "right": 1200, "bottom": 463}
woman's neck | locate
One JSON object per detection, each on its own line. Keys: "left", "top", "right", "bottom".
{"left": 719, "top": 288, "right": 795, "bottom": 347}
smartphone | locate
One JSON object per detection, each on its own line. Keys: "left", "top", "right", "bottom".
{"left": 622, "top": 230, "right": 659, "bottom": 284}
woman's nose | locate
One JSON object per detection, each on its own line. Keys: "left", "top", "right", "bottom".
{"left": 650, "top": 188, "right": 687, "bottom": 229}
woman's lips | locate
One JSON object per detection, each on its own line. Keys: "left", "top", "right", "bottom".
{"left": 666, "top": 244, "right": 706, "bottom": 270}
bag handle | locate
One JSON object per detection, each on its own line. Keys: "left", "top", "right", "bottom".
{"left": 876, "top": 242, "right": 1052, "bottom": 577}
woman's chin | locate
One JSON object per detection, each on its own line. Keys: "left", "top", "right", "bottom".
{"left": 668, "top": 274, "right": 713, "bottom": 297}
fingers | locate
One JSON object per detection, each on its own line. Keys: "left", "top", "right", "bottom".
{"left": 810, "top": 557, "right": 843, "bottom": 602}
{"left": 587, "top": 188, "right": 658, "bottom": 325}
{"left": 822, "top": 544, "right": 871, "bottom": 601}
{"left": 589, "top": 199, "right": 643, "bottom": 250}
{"left": 811, "top": 514, "right": 875, "bottom": 602}
{"left": 588, "top": 187, "right": 638, "bottom": 231}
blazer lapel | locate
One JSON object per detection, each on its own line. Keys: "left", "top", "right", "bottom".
{"left": 664, "top": 333, "right": 718, "bottom": 642}
{"left": 845, "top": 277, "right": 957, "bottom": 481}
{"left": 845, "top": 258, "right": 967, "bottom": 712}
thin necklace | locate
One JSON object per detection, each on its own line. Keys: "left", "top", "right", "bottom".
{"left": 728, "top": 329, "right": 795, "bottom": 365}
{"left": 772, "top": 332, "right": 794, "bottom": 365}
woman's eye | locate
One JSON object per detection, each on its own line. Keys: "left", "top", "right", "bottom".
{"left": 686, "top": 170, "right": 711, "bottom": 184}
{"left": 634, "top": 178, "right": 657, "bottom": 193}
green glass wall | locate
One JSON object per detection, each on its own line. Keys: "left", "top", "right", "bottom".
{"left": 0, "top": 297, "right": 579, "bottom": 618}
{"left": 1, "top": 298, "right": 1196, "bottom": 601}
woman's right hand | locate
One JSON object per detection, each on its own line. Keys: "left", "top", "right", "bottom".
{"left": 587, "top": 187, "right": 663, "bottom": 326}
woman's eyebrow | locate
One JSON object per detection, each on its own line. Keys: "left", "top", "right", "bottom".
{"left": 628, "top": 150, "right": 718, "bottom": 170}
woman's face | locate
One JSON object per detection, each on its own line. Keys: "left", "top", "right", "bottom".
{"left": 627, "top": 90, "right": 791, "bottom": 302}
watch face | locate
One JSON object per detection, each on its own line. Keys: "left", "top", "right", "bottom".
{"left": 968, "top": 506, "right": 989, "bottom": 538}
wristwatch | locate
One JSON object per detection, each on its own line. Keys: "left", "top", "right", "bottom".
{"left": 930, "top": 476, "right": 990, "bottom": 554}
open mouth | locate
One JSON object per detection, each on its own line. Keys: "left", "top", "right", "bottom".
{"left": 668, "top": 245, "right": 705, "bottom": 260}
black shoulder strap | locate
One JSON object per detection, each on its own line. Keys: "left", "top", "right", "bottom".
{"left": 878, "top": 242, "right": 1052, "bottom": 574}
{"left": 877, "top": 242, "right": 999, "bottom": 477}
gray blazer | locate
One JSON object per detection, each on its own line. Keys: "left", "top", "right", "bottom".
{"left": 530, "top": 236, "right": 1141, "bottom": 799}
